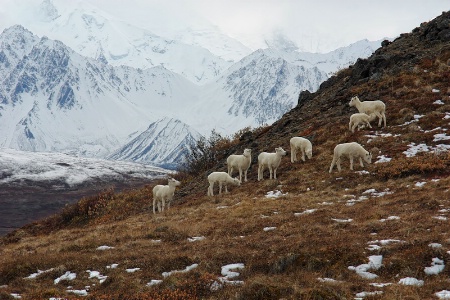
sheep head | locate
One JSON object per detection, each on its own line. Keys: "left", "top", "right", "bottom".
{"left": 364, "top": 152, "right": 372, "bottom": 164}
{"left": 275, "top": 147, "right": 287, "bottom": 156}
{"left": 168, "top": 178, "right": 181, "bottom": 187}
{"left": 349, "top": 96, "right": 360, "bottom": 107}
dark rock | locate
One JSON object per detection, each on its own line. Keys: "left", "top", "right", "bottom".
{"left": 297, "top": 90, "right": 315, "bottom": 107}
{"left": 381, "top": 40, "right": 392, "bottom": 47}
{"left": 239, "top": 130, "right": 253, "bottom": 142}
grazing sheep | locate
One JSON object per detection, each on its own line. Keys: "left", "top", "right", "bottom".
{"left": 227, "top": 148, "right": 252, "bottom": 182}
{"left": 152, "top": 178, "right": 181, "bottom": 214}
{"left": 207, "top": 172, "right": 240, "bottom": 196}
{"left": 349, "top": 96, "right": 386, "bottom": 127}
{"left": 290, "top": 137, "right": 313, "bottom": 163}
{"left": 258, "top": 147, "right": 287, "bottom": 181}
{"left": 329, "top": 142, "right": 372, "bottom": 173}
{"left": 349, "top": 113, "right": 372, "bottom": 133}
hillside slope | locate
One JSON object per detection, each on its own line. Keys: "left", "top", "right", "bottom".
{"left": 0, "top": 11, "right": 449, "bottom": 300}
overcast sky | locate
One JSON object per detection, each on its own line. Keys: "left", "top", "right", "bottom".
{"left": 1, "top": 0, "right": 448, "bottom": 52}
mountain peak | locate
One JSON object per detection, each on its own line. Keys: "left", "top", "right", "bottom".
{"left": 108, "top": 117, "right": 202, "bottom": 169}
{"left": 264, "top": 31, "right": 299, "bottom": 52}
{"left": 1, "top": 24, "right": 33, "bottom": 38}
{"left": 38, "top": 0, "right": 60, "bottom": 22}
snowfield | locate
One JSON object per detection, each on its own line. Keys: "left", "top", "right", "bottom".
{"left": 0, "top": 148, "right": 169, "bottom": 188}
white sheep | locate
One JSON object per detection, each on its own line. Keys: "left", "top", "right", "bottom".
{"left": 227, "top": 148, "right": 252, "bottom": 182}
{"left": 207, "top": 172, "right": 240, "bottom": 196}
{"left": 290, "top": 137, "right": 312, "bottom": 163}
{"left": 257, "top": 147, "right": 287, "bottom": 181}
{"left": 349, "top": 113, "right": 372, "bottom": 133}
{"left": 152, "top": 178, "right": 181, "bottom": 214}
{"left": 349, "top": 96, "right": 386, "bottom": 127}
{"left": 329, "top": 142, "right": 372, "bottom": 173}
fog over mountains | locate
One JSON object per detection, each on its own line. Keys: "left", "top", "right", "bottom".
{"left": 0, "top": 0, "right": 383, "bottom": 168}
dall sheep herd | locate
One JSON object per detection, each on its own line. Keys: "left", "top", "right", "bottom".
{"left": 152, "top": 96, "right": 386, "bottom": 213}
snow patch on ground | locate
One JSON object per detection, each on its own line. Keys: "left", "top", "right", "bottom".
{"left": 265, "top": 190, "right": 288, "bottom": 198}
{"left": 398, "top": 277, "right": 424, "bottom": 286}
{"left": 348, "top": 255, "right": 383, "bottom": 279}
{"left": 54, "top": 271, "right": 76, "bottom": 284}
{"left": 424, "top": 258, "right": 445, "bottom": 275}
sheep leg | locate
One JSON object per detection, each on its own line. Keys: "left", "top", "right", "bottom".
{"left": 244, "top": 170, "right": 248, "bottom": 182}
{"left": 269, "top": 166, "right": 273, "bottom": 179}
{"left": 349, "top": 156, "right": 354, "bottom": 170}
{"left": 382, "top": 113, "right": 386, "bottom": 127}
{"left": 301, "top": 149, "right": 306, "bottom": 162}
{"left": 153, "top": 198, "right": 157, "bottom": 214}
{"left": 374, "top": 112, "right": 382, "bottom": 127}
{"left": 258, "top": 165, "right": 263, "bottom": 181}
{"left": 366, "top": 121, "right": 372, "bottom": 129}
{"left": 291, "top": 148, "right": 296, "bottom": 163}
{"left": 329, "top": 157, "right": 336, "bottom": 173}
{"left": 273, "top": 167, "right": 277, "bottom": 179}
{"left": 159, "top": 200, "right": 163, "bottom": 212}
{"left": 239, "top": 168, "right": 243, "bottom": 183}
{"left": 208, "top": 182, "right": 214, "bottom": 196}
{"left": 219, "top": 182, "right": 223, "bottom": 194}
{"left": 227, "top": 166, "right": 232, "bottom": 176}
{"left": 351, "top": 123, "right": 357, "bottom": 133}
{"left": 161, "top": 197, "right": 165, "bottom": 212}
{"left": 336, "top": 157, "right": 342, "bottom": 172}
{"left": 359, "top": 157, "right": 364, "bottom": 168}
{"left": 224, "top": 184, "right": 229, "bottom": 193}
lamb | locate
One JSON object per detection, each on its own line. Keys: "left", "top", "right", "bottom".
{"left": 257, "top": 147, "right": 287, "bottom": 181}
{"left": 290, "top": 137, "right": 312, "bottom": 163}
{"left": 349, "top": 113, "right": 372, "bottom": 133}
{"left": 207, "top": 172, "right": 240, "bottom": 196}
{"left": 152, "top": 178, "right": 181, "bottom": 214}
{"left": 227, "top": 148, "right": 252, "bottom": 182}
{"left": 329, "top": 142, "right": 372, "bottom": 173}
{"left": 349, "top": 96, "right": 386, "bottom": 127}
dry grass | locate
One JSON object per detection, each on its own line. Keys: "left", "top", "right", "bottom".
{"left": 2, "top": 172, "right": 450, "bottom": 300}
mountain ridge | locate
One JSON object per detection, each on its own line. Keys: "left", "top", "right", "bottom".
{"left": 0, "top": 22, "right": 381, "bottom": 167}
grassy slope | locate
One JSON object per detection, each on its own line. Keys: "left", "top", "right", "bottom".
{"left": 1, "top": 11, "right": 449, "bottom": 300}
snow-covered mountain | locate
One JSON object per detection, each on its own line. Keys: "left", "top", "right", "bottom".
{"left": 184, "top": 40, "right": 381, "bottom": 134}
{"left": 7, "top": 0, "right": 238, "bottom": 84}
{"left": 0, "top": 25, "right": 200, "bottom": 165}
{"left": 0, "top": 24, "right": 381, "bottom": 167}
{"left": 0, "top": 0, "right": 383, "bottom": 169}
{"left": 278, "top": 39, "right": 384, "bottom": 76}
{"left": 185, "top": 49, "right": 328, "bottom": 134}
{"left": 108, "top": 118, "right": 202, "bottom": 169}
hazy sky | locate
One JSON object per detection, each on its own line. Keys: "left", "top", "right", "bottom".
{"left": 1, "top": 0, "right": 448, "bottom": 52}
